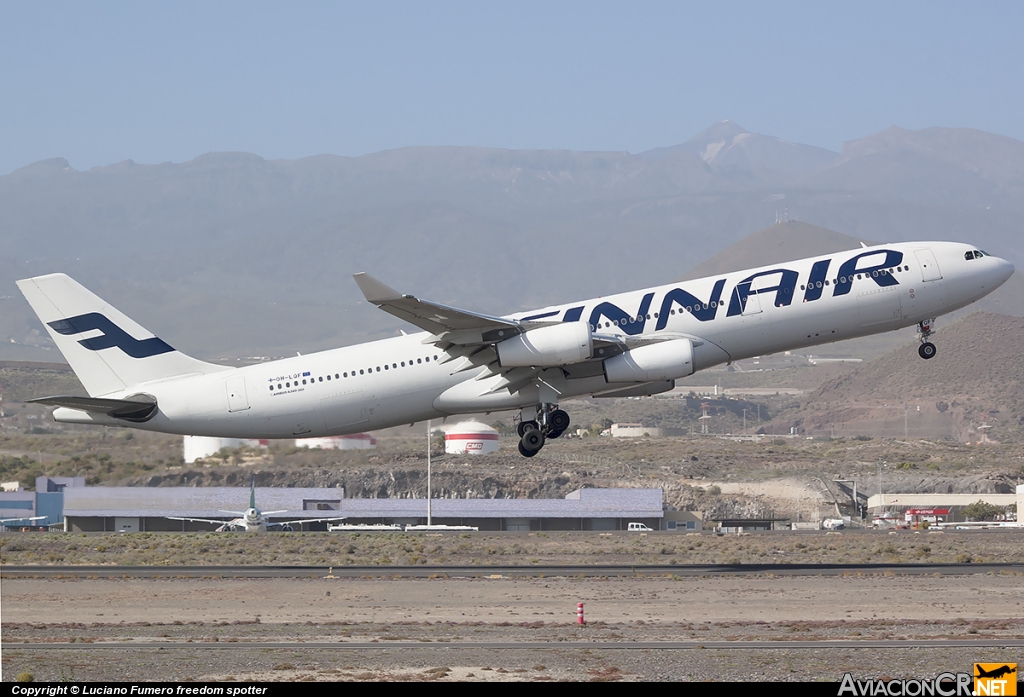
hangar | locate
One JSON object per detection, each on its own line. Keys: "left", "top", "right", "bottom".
{"left": 58, "top": 485, "right": 670, "bottom": 532}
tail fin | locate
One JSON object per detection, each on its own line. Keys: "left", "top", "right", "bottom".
{"left": 249, "top": 474, "right": 256, "bottom": 509}
{"left": 17, "top": 273, "right": 226, "bottom": 397}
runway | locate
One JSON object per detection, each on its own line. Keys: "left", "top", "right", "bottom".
{"left": 4, "top": 565, "right": 1022, "bottom": 680}
{"left": 4, "top": 562, "right": 1023, "bottom": 578}
{"left": 12, "top": 639, "right": 1024, "bottom": 650}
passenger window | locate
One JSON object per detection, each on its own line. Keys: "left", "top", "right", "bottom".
{"left": 384, "top": 365, "right": 389, "bottom": 370}
{"left": 417, "top": 359, "right": 422, "bottom": 364}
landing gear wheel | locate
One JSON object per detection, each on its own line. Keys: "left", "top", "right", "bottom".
{"left": 517, "top": 420, "right": 539, "bottom": 437}
{"left": 549, "top": 409, "right": 570, "bottom": 433}
{"left": 519, "top": 428, "right": 545, "bottom": 455}
{"left": 918, "top": 342, "right": 936, "bottom": 360}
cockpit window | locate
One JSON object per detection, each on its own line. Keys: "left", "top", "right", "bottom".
{"left": 965, "top": 251, "right": 976, "bottom": 260}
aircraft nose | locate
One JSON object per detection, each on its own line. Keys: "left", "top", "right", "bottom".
{"left": 993, "top": 256, "right": 1015, "bottom": 285}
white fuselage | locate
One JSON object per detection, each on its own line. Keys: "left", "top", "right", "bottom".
{"left": 53, "top": 241, "right": 1013, "bottom": 438}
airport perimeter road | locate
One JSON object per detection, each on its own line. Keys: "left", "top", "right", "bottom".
{"left": 3, "top": 562, "right": 1023, "bottom": 578}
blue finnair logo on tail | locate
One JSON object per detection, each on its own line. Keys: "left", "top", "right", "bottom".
{"left": 48, "top": 313, "right": 175, "bottom": 359}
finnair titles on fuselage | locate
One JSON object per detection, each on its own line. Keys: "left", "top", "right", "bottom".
{"left": 17, "top": 241, "right": 1013, "bottom": 457}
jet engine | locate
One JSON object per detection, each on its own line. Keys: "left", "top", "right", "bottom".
{"left": 603, "top": 339, "right": 694, "bottom": 382}
{"left": 496, "top": 322, "right": 593, "bottom": 367}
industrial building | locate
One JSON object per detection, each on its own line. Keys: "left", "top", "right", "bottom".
{"left": 866, "top": 487, "right": 1022, "bottom": 526}
{"left": 296, "top": 434, "right": 377, "bottom": 450}
{"left": 0, "top": 476, "right": 82, "bottom": 530}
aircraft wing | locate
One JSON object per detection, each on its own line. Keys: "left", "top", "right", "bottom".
{"left": 166, "top": 516, "right": 238, "bottom": 526}
{"left": 354, "top": 274, "right": 700, "bottom": 394}
{"left": 0, "top": 516, "right": 45, "bottom": 523}
{"left": 354, "top": 272, "right": 526, "bottom": 343}
{"left": 269, "top": 516, "right": 347, "bottom": 527}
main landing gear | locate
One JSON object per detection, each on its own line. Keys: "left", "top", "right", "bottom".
{"left": 517, "top": 404, "right": 571, "bottom": 458}
{"left": 917, "top": 318, "right": 937, "bottom": 360}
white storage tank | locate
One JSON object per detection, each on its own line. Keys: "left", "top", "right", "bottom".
{"left": 183, "top": 436, "right": 248, "bottom": 464}
{"left": 444, "top": 421, "right": 499, "bottom": 455}
{"left": 296, "top": 434, "right": 377, "bottom": 450}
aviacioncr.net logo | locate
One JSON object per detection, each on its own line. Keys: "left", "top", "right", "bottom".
{"left": 838, "top": 672, "right": 973, "bottom": 696}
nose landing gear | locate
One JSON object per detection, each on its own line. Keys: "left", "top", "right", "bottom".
{"left": 516, "top": 404, "right": 571, "bottom": 457}
{"left": 917, "top": 319, "right": 937, "bottom": 360}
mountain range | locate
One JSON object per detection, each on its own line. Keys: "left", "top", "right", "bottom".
{"left": 2, "top": 121, "right": 1021, "bottom": 360}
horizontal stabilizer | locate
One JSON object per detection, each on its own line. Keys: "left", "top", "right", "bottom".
{"left": 29, "top": 395, "right": 158, "bottom": 423}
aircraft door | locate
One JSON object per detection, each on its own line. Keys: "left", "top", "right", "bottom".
{"left": 225, "top": 376, "right": 250, "bottom": 412}
{"left": 732, "top": 285, "right": 762, "bottom": 316}
{"left": 914, "top": 248, "right": 943, "bottom": 282}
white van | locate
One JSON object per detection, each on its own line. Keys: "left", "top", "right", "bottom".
{"left": 627, "top": 522, "right": 653, "bottom": 532}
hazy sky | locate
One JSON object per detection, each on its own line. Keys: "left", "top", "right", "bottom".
{"left": 2, "top": 1, "right": 1022, "bottom": 174}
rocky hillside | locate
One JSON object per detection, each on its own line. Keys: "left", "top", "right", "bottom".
{"left": 772, "top": 312, "right": 1024, "bottom": 442}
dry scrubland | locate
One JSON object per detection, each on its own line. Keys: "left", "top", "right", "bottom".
{"left": 3, "top": 529, "right": 1023, "bottom": 567}
{"left": 2, "top": 408, "right": 1022, "bottom": 523}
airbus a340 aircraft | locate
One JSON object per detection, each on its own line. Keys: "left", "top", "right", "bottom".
{"left": 17, "top": 241, "right": 1013, "bottom": 457}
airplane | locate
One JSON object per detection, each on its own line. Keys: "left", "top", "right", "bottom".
{"left": 975, "top": 665, "right": 1017, "bottom": 680}
{"left": 0, "top": 515, "right": 46, "bottom": 529}
{"left": 16, "top": 241, "right": 1014, "bottom": 458}
{"left": 166, "top": 475, "right": 345, "bottom": 532}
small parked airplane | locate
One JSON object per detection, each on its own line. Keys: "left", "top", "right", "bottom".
{"left": 17, "top": 241, "right": 1013, "bottom": 457}
{"left": 0, "top": 515, "right": 46, "bottom": 527}
{"left": 167, "top": 475, "right": 345, "bottom": 532}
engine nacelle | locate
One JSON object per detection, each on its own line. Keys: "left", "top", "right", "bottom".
{"left": 496, "top": 322, "right": 593, "bottom": 367}
{"left": 603, "top": 339, "right": 694, "bottom": 382}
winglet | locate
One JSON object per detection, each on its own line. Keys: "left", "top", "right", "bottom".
{"left": 353, "top": 273, "right": 402, "bottom": 303}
